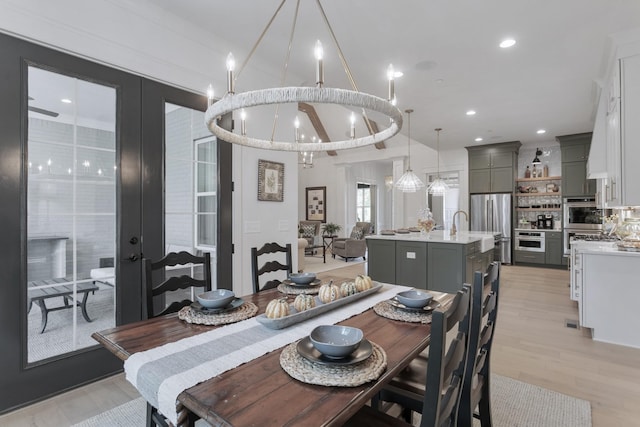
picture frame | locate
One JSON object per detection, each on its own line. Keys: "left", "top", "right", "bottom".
{"left": 257, "top": 159, "right": 284, "bottom": 202}
{"left": 306, "top": 186, "right": 326, "bottom": 222}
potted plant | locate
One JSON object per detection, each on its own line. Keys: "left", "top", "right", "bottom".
{"left": 322, "top": 222, "right": 341, "bottom": 236}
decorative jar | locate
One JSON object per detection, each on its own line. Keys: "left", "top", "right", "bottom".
{"left": 417, "top": 208, "right": 435, "bottom": 237}
{"left": 617, "top": 217, "right": 640, "bottom": 241}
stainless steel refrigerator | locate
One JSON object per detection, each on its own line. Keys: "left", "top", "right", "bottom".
{"left": 470, "top": 193, "right": 512, "bottom": 264}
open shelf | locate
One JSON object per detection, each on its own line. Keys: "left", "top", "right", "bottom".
{"left": 516, "top": 192, "right": 561, "bottom": 197}
{"left": 517, "top": 208, "right": 561, "bottom": 211}
{"left": 516, "top": 176, "right": 561, "bottom": 182}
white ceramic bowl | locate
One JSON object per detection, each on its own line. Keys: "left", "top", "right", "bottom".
{"left": 396, "top": 290, "right": 433, "bottom": 308}
{"left": 309, "top": 325, "right": 363, "bottom": 358}
{"left": 288, "top": 272, "right": 316, "bottom": 284}
{"left": 196, "top": 289, "right": 235, "bottom": 309}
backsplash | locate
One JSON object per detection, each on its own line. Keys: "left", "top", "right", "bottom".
{"left": 517, "top": 145, "right": 562, "bottom": 179}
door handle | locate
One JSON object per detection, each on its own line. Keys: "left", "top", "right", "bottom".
{"left": 127, "top": 253, "right": 139, "bottom": 262}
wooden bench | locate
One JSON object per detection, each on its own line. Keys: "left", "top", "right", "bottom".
{"left": 28, "top": 278, "right": 100, "bottom": 333}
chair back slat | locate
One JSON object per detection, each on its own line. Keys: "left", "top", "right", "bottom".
{"left": 143, "top": 251, "right": 212, "bottom": 319}
{"left": 251, "top": 242, "right": 293, "bottom": 293}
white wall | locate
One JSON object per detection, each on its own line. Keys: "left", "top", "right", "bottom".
{"left": 0, "top": 0, "right": 300, "bottom": 293}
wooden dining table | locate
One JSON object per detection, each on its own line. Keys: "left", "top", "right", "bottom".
{"left": 92, "top": 271, "right": 454, "bottom": 427}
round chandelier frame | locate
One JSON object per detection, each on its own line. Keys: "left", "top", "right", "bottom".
{"left": 204, "top": 0, "right": 403, "bottom": 152}
{"left": 205, "top": 87, "right": 402, "bottom": 151}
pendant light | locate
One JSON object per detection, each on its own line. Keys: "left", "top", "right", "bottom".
{"left": 427, "top": 128, "right": 449, "bottom": 195}
{"left": 532, "top": 148, "right": 542, "bottom": 165}
{"left": 395, "top": 109, "right": 425, "bottom": 192}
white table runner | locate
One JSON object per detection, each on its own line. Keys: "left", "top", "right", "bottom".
{"left": 124, "top": 283, "right": 410, "bottom": 425}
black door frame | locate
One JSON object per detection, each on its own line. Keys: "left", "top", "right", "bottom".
{"left": 0, "top": 32, "right": 232, "bottom": 414}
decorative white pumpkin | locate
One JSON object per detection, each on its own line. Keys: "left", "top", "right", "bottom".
{"left": 318, "top": 282, "right": 341, "bottom": 304}
{"left": 293, "top": 293, "right": 316, "bottom": 312}
{"left": 340, "top": 281, "right": 359, "bottom": 297}
{"left": 355, "top": 274, "right": 373, "bottom": 292}
{"left": 265, "top": 298, "right": 290, "bottom": 319}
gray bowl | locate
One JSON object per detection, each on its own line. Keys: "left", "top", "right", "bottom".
{"left": 309, "top": 325, "right": 363, "bottom": 358}
{"left": 396, "top": 290, "right": 433, "bottom": 308}
{"left": 196, "top": 289, "right": 235, "bottom": 309}
{"left": 288, "top": 272, "right": 317, "bottom": 285}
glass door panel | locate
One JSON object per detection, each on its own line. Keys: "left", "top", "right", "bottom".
{"left": 27, "top": 66, "right": 116, "bottom": 362}
{"left": 162, "top": 103, "right": 217, "bottom": 308}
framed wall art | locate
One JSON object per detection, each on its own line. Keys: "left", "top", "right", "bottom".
{"left": 306, "top": 186, "right": 326, "bottom": 222}
{"left": 257, "top": 159, "right": 284, "bottom": 202}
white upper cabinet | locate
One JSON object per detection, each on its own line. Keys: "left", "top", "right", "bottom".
{"left": 597, "top": 52, "right": 640, "bottom": 207}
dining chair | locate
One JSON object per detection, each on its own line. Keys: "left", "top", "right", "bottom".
{"left": 251, "top": 242, "right": 292, "bottom": 293}
{"left": 345, "top": 284, "right": 472, "bottom": 427}
{"left": 457, "top": 261, "right": 501, "bottom": 427}
{"left": 143, "top": 251, "right": 212, "bottom": 427}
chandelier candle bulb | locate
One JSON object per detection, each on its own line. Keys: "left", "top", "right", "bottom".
{"left": 387, "top": 63, "right": 395, "bottom": 101}
{"left": 240, "top": 109, "right": 247, "bottom": 136}
{"left": 315, "top": 40, "right": 324, "bottom": 88}
{"left": 294, "top": 116, "right": 300, "bottom": 142}
{"left": 206, "top": 84, "right": 215, "bottom": 107}
{"left": 350, "top": 112, "right": 356, "bottom": 139}
{"left": 226, "top": 52, "right": 235, "bottom": 94}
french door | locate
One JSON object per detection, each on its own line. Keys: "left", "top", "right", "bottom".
{"left": 0, "top": 32, "right": 231, "bottom": 413}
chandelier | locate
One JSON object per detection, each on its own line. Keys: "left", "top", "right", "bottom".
{"left": 204, "top": 0, "right": 403, "bottom": 152}
{"left": 427, "top": 128, "right": 449, "bottom": 195}
{"left": 395, "top": 109, "right": 425, "bottom": 193}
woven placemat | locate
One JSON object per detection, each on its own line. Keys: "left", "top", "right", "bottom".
{"left": 178, "top": 302, "right": 258, "bottom": 326}
{"left": 373, "top": 300, "right": 432, "bottom": 324}
{"left": 277, "top": 282, "right": 320, "bottom": 295}
{"left": 280, "top": 340, "right": 387, "bottom": 387}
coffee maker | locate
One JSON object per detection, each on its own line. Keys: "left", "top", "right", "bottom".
{"left": 537, "top": 214, "right": 554, "bottom": 229}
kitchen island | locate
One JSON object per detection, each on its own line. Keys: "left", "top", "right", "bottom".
{"left": 366, "top": 231, "right": 499, "bottom": 293}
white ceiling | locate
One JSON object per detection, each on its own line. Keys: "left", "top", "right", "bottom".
{"left": 148, "top": 0, "right": 640, "bottom": 151}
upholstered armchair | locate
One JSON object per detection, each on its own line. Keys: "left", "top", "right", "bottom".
{"left": 332, "top": 222, "right": 373, "bottom": 261}
{"left": 298, "top": 220, "right": 321, "bottom": 249}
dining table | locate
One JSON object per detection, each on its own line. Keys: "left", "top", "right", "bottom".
{"left": 92, "top": 270, "right": 454, "bottom": 427}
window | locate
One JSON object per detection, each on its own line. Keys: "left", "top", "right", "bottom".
{"left": 356, "top": 183, "right": 373, "bottom": 223}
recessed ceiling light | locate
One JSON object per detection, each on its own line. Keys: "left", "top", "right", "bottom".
{"left": 475, "top": 137, "right": 483, "bottom": 142}
{"left": 61, "top": 98, "right": 72, "bottom": 104}
{"left": 499, "top": 39, "right": 516, "bottom": 48}
{"left": 536, "top": 129, "right": 546, "bottom": 134}
{"left": 466, "top": 110, "right": 476, "bottom": 116}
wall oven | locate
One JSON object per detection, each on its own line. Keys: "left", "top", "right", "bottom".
{"left": 515, "top": 231, "right": 545, "bottom": 252}
{"left": 563, "top": 197, "right": 612, "bottom": 230}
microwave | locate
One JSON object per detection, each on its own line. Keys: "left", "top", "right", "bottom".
{"left": 515, "top": 231, "right": 545, "bottom": 252}
{"left": 563, "top": 197, "right": 612, "bottom": 230}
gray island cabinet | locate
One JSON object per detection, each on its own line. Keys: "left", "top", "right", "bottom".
{"left": 366, "top": 231, "right": 497, "bottom": 293}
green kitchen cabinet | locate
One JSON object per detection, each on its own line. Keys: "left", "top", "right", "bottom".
{"left": 428, "top": 242, "right": 466, "bottom": 293}
{"left": 545, "top": 231, "right": 563, "bottom": 265}
{"left": 366, "top": 239, "right": 396, "bottom": 284}
{"left": 466, "top": 141, "right": 521, "bottom": 194}
{"left": 558, "top": 133, "right": 596, "bottom": 197}
{"left": 395, "top": 241, "right": 428, "bottom": 289}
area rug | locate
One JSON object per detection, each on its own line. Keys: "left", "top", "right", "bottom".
{"left": 72, "top": 375, "right": 591, "bottom": 427}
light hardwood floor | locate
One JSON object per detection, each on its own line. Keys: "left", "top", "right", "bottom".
{"left": 1, "top": 264, "right": 639, "bottom": 426}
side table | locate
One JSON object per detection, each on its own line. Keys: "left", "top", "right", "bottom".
{"left": 322, "top": 235, "right": 337, "bottom": 262}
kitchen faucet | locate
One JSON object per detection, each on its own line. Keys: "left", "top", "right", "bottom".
{"left": 450, "top": 210, "right": 468, "bottom": 236}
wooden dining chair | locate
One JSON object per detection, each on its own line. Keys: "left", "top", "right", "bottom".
{"left": 143, "top": 251, "right": 212, "bottom": 427}
{"left": 251, "top": 242, "right": 292, "bottom": 293}
{"left": 457, "top": 261, "right": 501, "bottom": 427}
{"left": 345, "top": 284, "right": 472, "bottom": 427}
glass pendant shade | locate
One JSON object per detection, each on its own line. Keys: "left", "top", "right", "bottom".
{"left": 396, "top": 108, "right": 425, "bottom": 192}
{"left": 427, "top": 177, "right": 449, "bottom": 195}
{"left": 428, "top": 127, "right": 449, "bottom": 195}
{"left": 396, "top": 170, "right": 425, "bottom": 192}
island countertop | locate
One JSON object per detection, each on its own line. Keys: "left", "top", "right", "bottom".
{"left": 366, "top": 230, "right": 500, "bottom": 246}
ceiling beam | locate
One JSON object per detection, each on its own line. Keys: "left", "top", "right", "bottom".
{"left": 297, "top": 102, "right": 337, "bottom": 156}
{"left": 366, "top": 119, "right": 386, "bottom": 150}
